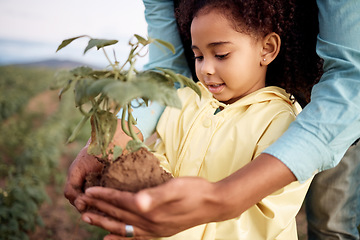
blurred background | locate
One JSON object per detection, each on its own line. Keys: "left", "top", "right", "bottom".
{"left": 0, "top": 1, "right": 148, "bottom": 239}
{"left": 0, "top": 0, "right": 148, "bottom": 67}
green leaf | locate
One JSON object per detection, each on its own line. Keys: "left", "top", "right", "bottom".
{"left": 74, "top": 78, "right": 95, "bottom": 107}
{"left": 103, "top": 72, "right": 184, "bottom": 109}
{"left": 51, "top": 70, "right": 75, "bottom": 99}
{"left": 134, "top": 34, "right": 149, "bottom": 46}
{"left": 177, "top": 74, "right": 202, "bottom": 98}
{"left": 139, "top": 70, "right": 170, "bottom": 84}
{"left": 126, "top": 139, "right": 147, "bottom": 152}
{"left": 112, "top": 145, "right": 123, "bottom": 161}
{"left": 154, "top": 38, "right": 175, "bottom": 54}
{"left": 157, "top": 68, "right": 201, "bottom": 98}
{"left": 57, "top": 80, "right": 73, "bottom": 100}
{"left": 103, "top": 81, "right": 142, "bottom": 107}
{"left": 36, "top": 215, "right": 44, "bottom": 227}
{"left": 50, "top": 70, "right": 74, "bottom": 90}
{"left": 137, "top": 79, "right": 182, "bottom": 108}
{"left": 87, "top": 141, "right": 101, "bottom": 156}
{"left": 86, "top": 78, "right": 115, "bottom": 99}
{"left": 92, "top": 70, "right": 118, "bottom": 79}
{"left": 158, "top": 68, "right": 183, "bottom": 86}
{"left": 84, "top": 38, "right": 118, "bottom": 54}
{"left": 56, "top": 35, "right": 87, "bottom": 52}
{"left": 0, "top": 207, "right": 8, "bottom": 219}
{"left": 67, "top": 115, "right": 90, "bottom": 143}
{"left": 89, "top": 111, "right": 118, "bottom": 157}
{"left": 70, "top": 66, "right": 94, "bottom": 76}
{"left": 7, "top": 218, "right": 20, "bottom": 232}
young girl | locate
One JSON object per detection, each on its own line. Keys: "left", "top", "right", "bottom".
{"left": 150, "top": 0, "right": 322, "bottom": 239}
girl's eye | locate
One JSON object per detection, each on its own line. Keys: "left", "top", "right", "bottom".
{"left": 194, "top": 55, "right": 204, "bottom": 61}
{"left": 215, "top": 53, "right": 229, "bottom": 60}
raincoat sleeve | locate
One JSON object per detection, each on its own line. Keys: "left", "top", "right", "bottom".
{"left": 236, "top": 109, "right": 312, "bottom": 239}
{"left": 151, "top": 87, "right": 193, "bottom": 175}
{"left": 147, "top": 100, "right": 174, "bottom": 173}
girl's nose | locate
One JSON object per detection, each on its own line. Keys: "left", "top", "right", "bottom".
{"left": 200, "top": 59, "right": 215, "bottom": 76}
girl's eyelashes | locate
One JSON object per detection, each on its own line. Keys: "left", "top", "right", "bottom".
{"left": 193, "top": 53, "right": 230, "bottom": 61}
{"left": 215, "top": 53, "right": 229, "bottom": 60}
{"left": 194, "top": 55, "right": 204, "bottom": 61}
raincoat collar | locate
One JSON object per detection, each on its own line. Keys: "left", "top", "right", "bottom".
{"left": 195, "top": 82, "right": 295, "bottom": 110}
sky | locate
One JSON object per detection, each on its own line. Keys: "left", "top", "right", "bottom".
{"left": 0, "top": 0, "right": 148, "bottom": 68}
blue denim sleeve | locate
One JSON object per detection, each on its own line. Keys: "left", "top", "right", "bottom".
{"left": 128, "top": 0, "right": 190, "bottom": 140}
{"left": 142, "top": 0, "right": 191, "bottom": 77}
{"left": 264, "top": 0, "right": 360, "bottom": 182}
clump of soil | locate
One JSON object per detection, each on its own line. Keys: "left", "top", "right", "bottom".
{"left": 84, "top": 148, "right": 173, "bottom": 192}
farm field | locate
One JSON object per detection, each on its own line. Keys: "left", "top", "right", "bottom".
{"left": 0, "top": 64, "right": 308, "bottom": 240}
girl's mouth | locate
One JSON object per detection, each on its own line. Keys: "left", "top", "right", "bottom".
{"left": 207, "top": 83, "right": 225, "bottom": 94}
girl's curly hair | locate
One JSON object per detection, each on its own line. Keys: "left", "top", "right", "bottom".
{"left": 174, "top": 0, "right": 323, "bottom": 106}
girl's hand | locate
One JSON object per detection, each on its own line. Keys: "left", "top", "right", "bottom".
{"left": 78, "top": 177, "right": 222, "bottom": 238}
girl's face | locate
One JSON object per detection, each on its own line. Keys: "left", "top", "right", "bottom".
{"left": 191, "top": 9, "right": 267, "bottom": 104}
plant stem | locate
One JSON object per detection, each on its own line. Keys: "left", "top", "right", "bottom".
{"left": 121, "top": 105, "right": 131, "bottom": 137}
{"left": 127, "top": 104, "right": 141, "bottom": 142}
{"left": 102, "top": 48, "right": 117, "bottom": 71}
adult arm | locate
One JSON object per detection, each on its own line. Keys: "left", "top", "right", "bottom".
{"left": 141, "top": 0, "right": 360, "bottom": 183}
{"left": 264, "top": 0, "right": 360, "bottom": 182}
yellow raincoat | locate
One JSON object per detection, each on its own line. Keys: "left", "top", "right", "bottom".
{"left": 153, "top": 82, "right": 312, "bottom": 240}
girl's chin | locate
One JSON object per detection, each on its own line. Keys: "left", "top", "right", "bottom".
{"left": 215, "top": 95, "right": 240, "bottom": 105}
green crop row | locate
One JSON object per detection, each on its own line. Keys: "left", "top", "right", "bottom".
{"left": 0, "top": 66, "right": 89, "bottom": 240}
{"left": 0, "top": 66, "right": 55, "bottom": 122}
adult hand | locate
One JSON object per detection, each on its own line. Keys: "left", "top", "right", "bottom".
{"left": 64, "top": 143, "right": 103, "bottom": 211}
{"left": 78, "top": 177, "right": 222, "bottom": 239}
{"left": 64, "top": 119, "right": 143, "bottom": 212}
{"left": 77, "top": 153, "right": 296, "bottom": 239}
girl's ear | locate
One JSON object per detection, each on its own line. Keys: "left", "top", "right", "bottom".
{"left": 260, "top": 32, "right": 281, "bottom": 66}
